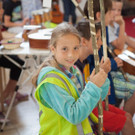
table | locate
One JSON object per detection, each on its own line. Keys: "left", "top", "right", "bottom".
{"left": 0, "top": 40, "right": 50, "bottom": 131}
{"left": 114, "top": 46, "right": 135, "bottom": 76}
{"left": 0, "top": 41, "right": 50, "bottom": 56}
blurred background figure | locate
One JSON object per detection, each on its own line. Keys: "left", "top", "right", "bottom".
{"left": 21, "top": 0, "right": 42, "bottom": 25}
{"left": 62, "top": 0, "right": 81, "bottom": 25}
{"left": 2, "top": 0, "right": 29, "bottom": 33}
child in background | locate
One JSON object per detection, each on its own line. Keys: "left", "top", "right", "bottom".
{"left": 108, "top": 0, "right": 135, "bottom": 116}
{"left": 32, "top": 23, "right": 109, "bottom": 135}
{"left": 76, "top": 20, "right": 135, "bottom": 135}
{"left": 84, "top": 0, "right": 117, "bottom": 105}
{"left": 108, "top": 0, "right": 135, "bottom": 50}
{"left": 84, "top": 0, "right": 135, "bottom": 117}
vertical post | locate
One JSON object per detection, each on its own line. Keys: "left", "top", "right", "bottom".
{"left": 88, "top": 0, "right": 103, "bottom": 134}
{"left": 99, "top": 0, "right": 109, "bottom": 111}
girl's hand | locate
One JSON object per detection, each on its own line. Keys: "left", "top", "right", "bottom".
{"left": 100, "top": 57, "right": 111, "bottom": 74}
{"left": 89, "top": 68, "right": 107, "bottom": 87}
{"left": 114, "top": 57, "right": 123, "bottom": 67}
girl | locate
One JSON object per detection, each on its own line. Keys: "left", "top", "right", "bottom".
{"left": 32, "top": 23, "right": 110, "bottom": 135}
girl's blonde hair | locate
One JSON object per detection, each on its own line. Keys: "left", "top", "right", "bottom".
{"left": 32, "top": 23, "right": 81, "bottom": 87}
{"left": 48, "top": 22, "right": 81, "bottom": 48}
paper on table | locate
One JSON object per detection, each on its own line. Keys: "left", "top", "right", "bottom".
{"left": 123, "top": 50, "right": 135, "bottom": 59}
{"left": 23, "top": 25, "right": 41, "bottom": 30}
{"left": 118, "top": 53, "right": 135, "bottom": 66}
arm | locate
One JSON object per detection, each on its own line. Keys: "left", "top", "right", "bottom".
{"left": 3, "top": 0, "right": 29, "bottom": 28}
{"left": 111, "top": 16, "right": 126, "bottom": 50}
{"left": 4, "top": 15, "right": 29, "bottom": 27}
{"left": 39, "top": 81, "right": 103, "bottom": 124}
{"left": 100, "top": 78, "right": 110, "bottom": 100}
{"left": 125, "top": 36, "right": 135, "bottom": 49}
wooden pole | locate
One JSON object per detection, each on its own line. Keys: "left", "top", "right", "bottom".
{"left": 99, "top": 0, "right": 109, "bottom": 111}
{"left": 88, "top": 0, "right": 103, "bottom": 134}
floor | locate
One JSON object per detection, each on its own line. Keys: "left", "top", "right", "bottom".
{"left": 0, "top": 55, "right": 40, "bottom": 135}
{"left": 0, "top": 73, "right": 135, "bottom": 135}
{"left": 0, "top": 80, "right": 40, "bottom": 135}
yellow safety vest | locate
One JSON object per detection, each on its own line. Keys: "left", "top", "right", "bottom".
{"left": 35, "top": 70, "right": 97, "bottom": 135}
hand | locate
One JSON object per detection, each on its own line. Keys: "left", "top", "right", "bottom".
{"left": 100, "top": 57, "right": 111, "bottom": 74}
{"left": 89, "top": 68, "right": 107, "bottom": 87}
{"left": 114, "top": 15, "right": 124, "bottom": 25}
{"left": 114, "top": 57, "right": 123, "bottom": 67}
{"left": 19, "top": 18, "right": 29, "bottom": 26}
{"left": 22, "top": 18, "right": 29, "bottom": 25}
{"left": 76, "top": 0, "right": 81, "bottom": 3}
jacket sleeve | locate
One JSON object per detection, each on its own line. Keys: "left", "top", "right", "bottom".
{"left": 100, "top": 78, "right": 110, "bottom": 100}
{"left": 38, "top": 80, "right": 109, "bottom": 125}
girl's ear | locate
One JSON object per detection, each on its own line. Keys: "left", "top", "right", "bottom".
{"left": 96, "top": 12, "right": 101, "bottom": 21}
{"left": 50, "top": 45, "right": 55, "bottom": 55}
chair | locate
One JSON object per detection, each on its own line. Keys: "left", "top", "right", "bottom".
{"left": 0, "top": 54, "right": 38, "bottom": 131}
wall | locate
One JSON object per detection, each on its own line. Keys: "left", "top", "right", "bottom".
{"left": 122, "top": 0, "right": 135, "bottom": 9}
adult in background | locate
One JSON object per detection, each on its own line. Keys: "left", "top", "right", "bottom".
{"left": 62, "top": 0, "right": 81, "bottom": 25}
{"left": 21, "top": 0, "right": 42, "bottom": 24}
{"left": 2, "top": 0, "right": 29, "bottom": 33}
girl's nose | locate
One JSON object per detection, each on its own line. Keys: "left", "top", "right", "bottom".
{"left": 67, "top": 50, "right": 74, "bottom": 57}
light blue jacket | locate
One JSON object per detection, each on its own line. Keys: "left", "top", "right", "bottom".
{"left": 37, "top": 66, "right": 110, "bottom": 124}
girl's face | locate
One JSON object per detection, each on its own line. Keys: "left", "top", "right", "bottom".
{"left": 111, "top": 1, "right": 123, "bottom": 19}
{"left": 51, "top": 34, "right": 80, "bottom": 70}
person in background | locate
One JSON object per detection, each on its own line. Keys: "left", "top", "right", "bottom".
{"left": 62, "top": 0, "right": 81, "bottom": 25}
{"left": 84, "top": 0, "right": 117, "bottom": 105}
{"left": 32, "top": 23, "right": 109, "bottom": 135}
{"left": 2, "top": 0, "right": 29, "bottom": 33}
{"left": 75, "top": 20, "right": 135, "bottom": 135}
{"left": 108, "top": 0, "right": 135, "bottom": 117}
{"left": 108, "top": 0, "right": 135, "bottom": 50}
{"left": 0, "top": 0, "right": 3, "bottom": 24}
{"left": 21, "top": 0, "right": 42, "bottom": 25}
{"left": 0, "top": 24, "right": 28, "bottom": 122}
{"left": 84, "top": 0, "right": 135, "bottom": 117}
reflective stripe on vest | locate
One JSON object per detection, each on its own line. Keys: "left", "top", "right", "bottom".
{"left": 77, "top": 124, "right": 93, "bottom": 135}
{"left": 38, "top": 72, "right": 94, "bottom": 135}
{"left": 41, "top": 73, "right": 72, "bottom": 95}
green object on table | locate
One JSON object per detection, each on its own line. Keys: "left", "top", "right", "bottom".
{"left": 7, "top": 40, "right": 13, "bottom": 43}
{"left": 44, "top": 21, "right": 57, "bottom": 28}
